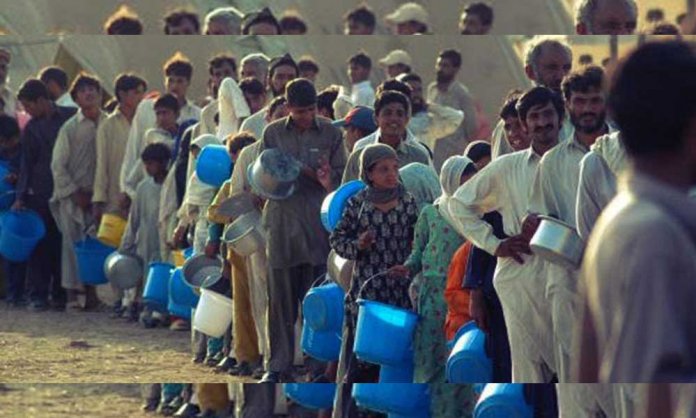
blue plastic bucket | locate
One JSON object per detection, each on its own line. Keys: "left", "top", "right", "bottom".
{"left": 196, "top": 145, "right": 232, "bottom": 188}
{"left": 379, "top": 349, "right": 414, "bottom": 383}
{"left": 284, "top": 383, "right": 337, "bottom": 410}
{"left": 169, "top": 267, "right": 200, "bottom": 308}
{"left": 143, "top": 262, "right": 174, "bottom": 311}
{"left": 447, "top": 321, "right": 492, "bottom": 383}
{"left": 474, "top": 384, "right": 533, "bottom": 418}
{"left": 352, "top": 384, "right": 430, "bottom": 416}
{"left": 0, "top": 191, "right": 16, "bottom": 211}
{"left": 0, "top": 210, "right": 46, "bottom": 262}
{"left": 74, "top": 237, "right": 114, "bottom": 285}
{"left": 0, "top": 162, "right": 14, "bottom": 195}
{"left": 354, "top": 299, "right": 419, "bottom": 366}
{"left": 301, "top": 320, "right": 341, "bottom": 362}
{"left": 167, "top": 299, "right": 192, "bottom": 320}
{"left": 303, "top": 281, "right": 344, "bottom": 332}
{"left": 320, "top": 180, "right": 365, "bottom": 232}
{"left": 388, "top": 412, "right": 431, "bottom": 418}
{"left": 183, "top": 247, "right": 194, "bottom": 259}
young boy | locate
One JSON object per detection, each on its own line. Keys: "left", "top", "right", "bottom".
{"left": 119, "top": 142, "right": 171, "bottom": 326}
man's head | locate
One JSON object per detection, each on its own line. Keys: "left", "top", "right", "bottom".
{"left": 317, "top": 86, "right": 340, "bottom": 120}
{"left": 17, "top": 79, "right": 52, "bottom": 118}
{"left": 285, "top": 78, "right": 317, "bottom": 130}
{"left": 562, "top": 65, "right": 607, "bottom": 135}
{"left": 104, "top": 4, "right": 143, "bottom": 34}
{"left": 517, "top": 86, "right": 565, "bottom": 149}
{"left": 374, "top": 90, "right": 411, "bottom": 139}
{"left": 279, "top": 10, "right": 308, "bottom": 34}
{"left": 209, "top": 54, "right": 237, "bottom": 98}
{"left": 0, "top": 48, "right": 10, "bottom": 86}
{"left": 347, "top": 52, "right": 372, "bottom": 84}
{"left": 70, "top": 73, "right": 102, "bottom": 110}
{"left": 344, "top": 5, "right": 376, "bottom": 35}
{"left": 460, "top": 2, "right": 494, "bottom": 35}
{"left": 38, "top": 66, "right": 69, "bottom": 101}
{"left": 646, "top": 8, "right": 664, "bottom": 23}
{"left": 524, "top": 36, "right": 573, "bottom": 93}
{"left": 239, "top": 53, "right": 270, "bottom": 85}
{"left": 163, "top": 53, "right": 193, "bottom": 100}
{"left": 608, "top": 41, "right": 696, "bottom": 184}
{"left": 242, "top": 7, "right": 281, "bottom": 35}
{"left": 376, "top": 79, "right": 412, "bottom": 104}
{"left": 267, "top": 96, "right": 289, "bottom": 122}
{"left": 269, "top": 54, "right": 299, "bottom": 97}
{"left": 575, "top": 0, "right": 637, "bottom": 34}
{"left": 385, "top": 2, "right": 429, "bottom": 35}
{"left": 141, "top": 142, "right": 172, "bottom": 178}
{"left": 333, "top": 106, "right": 378, "bottom": 152}
{"left": 465, "top": 140, "right": 492, "bottom": 170}
{"left": 164, "top": 9, "right": 200, "bottom": 35}
{"left": 436, "top": 49, "right": 462, "bottom": 84}
{"left": 226, "top": 131, "right": 256, "bottom": 162}
{"left": 0, "top": 114, "right": 21, "bottom": 155}
{"left": 579, "top": 54, "right": 594, "bottom": 65}
{"left": 114, "top": 73, "right": 147, "bottom": 109}
{"left": 239, "top": 77, "right": 267, "bottom": 114}
{"left": 396, "top": 73, "right": 426, "bottom": 114}
{"left": 153, "top": 93, "right": 180, "bottom": 132}
{"left": 297, "top": 56, "right": 319, "bottom": 83}
{"left": 204, "top": 7, "right": 243, "bottom": 35}
{"left": 379, "top": 50, "right": 413, "bottom": 79}
{"left": 498, "top": 90, "right": 530, "bottom": 151}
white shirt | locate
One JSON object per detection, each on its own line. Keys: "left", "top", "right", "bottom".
{"left": 1, "top": 85, "right": 17, "bottom": 116}
{"left": 350, "top": 80, "right": 375, "bottom": 108}
{"left": 491, "top": 116, "right": 574, "bottom": 160}
{"left": 239, "top": 107, "right": 267, "bottom": 140}
{"left": 353, "top": 127, "right": 429, "bottom": 155}
{"left": 56, "top": 92, "right": 78, "bottom": 108}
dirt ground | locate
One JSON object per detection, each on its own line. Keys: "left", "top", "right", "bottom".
{"left": 0, "top": 304, "right": 254, "bottom": 384}
{"left": 0, "top": 384, "right": 148, "bottom": 418}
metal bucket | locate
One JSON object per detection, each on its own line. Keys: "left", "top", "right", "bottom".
{"left": 530, "top": 215, "right": 584, "bottom": 269}
{"left": 327, "top": 250, "right": 354, "bottom": 292}
{"left": 247, "top": 148, "right": 300, "bottom": 200}
{"left": 103, "top": 251, "right": 143, "bottom": 290}
{"left": 222, "top": 211, "right": 265, "bottom": 257}
{"left": 182, "top": 254, "right": 223, "bottom": 290}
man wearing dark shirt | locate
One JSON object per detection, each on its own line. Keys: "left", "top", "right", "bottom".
{"left": 14, "top": 79, "right": 76, "bottom": 311}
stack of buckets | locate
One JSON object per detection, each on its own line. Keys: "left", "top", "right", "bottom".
{"left": 142, "top": 248, "right": 199, "bottom": 318}
{"left": 74, "top": 213, "right": 127, "bottom": 286}
{"left": 352, "top": 384, "right": 430, "bottom": 417}
{"left": 301, "top": 276, "right": 344, "bottom": 362}
{"left": 474, "top": 384, "right": 533, "bottom": 418}
{"left": 283, "top": 383, "right": 337, "bottom": 411}
{"left": 446, "top": 321, "right": 493, "bottom": 383}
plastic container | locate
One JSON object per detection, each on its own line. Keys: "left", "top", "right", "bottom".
{"left": 192, "top": 288, "right": 234, "bottom": 338}
{"left": 320, "top": 180, "right": 366, "bottom": 232}
{"left": 352, "top": 384, "right": 430, "bottom": 416}
{"left": 0, "top": 191, "right": 16, "bottom": 211}
{"left": 447, "top": 321, "right": 492, "bottom": 383}
{"left": 283, "top": 383, "right": 337, "bottom": 410}
{"left": 143, "top": 262, "right": 174, "bottom": 311}
{"left": 96, "top": 213, "right": 127, "bottom": 247}
{"left": 169, "top": 267, "right": 200, "bottom": 308}
{"left": 303, "top": 279, "right": 344, "bottom": 332}
{"left": 0, "top": 162, "right": 14, "bottom": 195}
{"left": 474, "top": 384, "right": 533, "bottom": 418}
{"left": 379, "top": 349, "right": 414, "bottom": 383}
{"left": 301, "top": 320, "right": 341, "bottom": 362}
{"left": 0, "top": 210, "right": 45, "bottom": 262}
{"left": 74, "top": 237, "right": 115, "bottom": 285}
{"left": 196, "top": 144, "right": 232, "bottom": 188}
{"left": 354, "top": 299, "right": 419, "bottom": 366}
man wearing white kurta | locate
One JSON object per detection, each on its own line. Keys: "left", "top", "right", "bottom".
{"left": 448, "top": 86, "right": 561, "bottom": 383}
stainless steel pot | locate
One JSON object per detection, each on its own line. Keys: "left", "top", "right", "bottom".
{"left": 248, "top": 148, "right": 300, "bottom": 200}
{"left": 530, "top": 215, "right": 585, "bottom": 269}
{"left": 327, "top": 250, "right": 354, "bottom": 292}
{"left": 182, "top": 254, "right": 223, "bottom": 290}
{"left": 217, "top": 192, "right": 257, "bottom": 219}
{"left": 103, "top": 252, "right": 143, "bottom": 290}
{"left": 222, "top": 211, "right": 265, "bottom": 257}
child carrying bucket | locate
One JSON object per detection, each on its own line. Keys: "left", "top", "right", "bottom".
{"left": 119, "top": 143, "right": 171, "bottom": 327}
{"left": 329, "top": 144, "right": 419, "bottom": 416}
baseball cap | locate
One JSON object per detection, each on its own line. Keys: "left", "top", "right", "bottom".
{"left": 378, "top": 49, "right": 413, "bottom": 67}
{"left": 332, "top": 106, "right": 377, "bottom": 132}
{"left": 385, "top": 2, "right": 429, "bottom": 26}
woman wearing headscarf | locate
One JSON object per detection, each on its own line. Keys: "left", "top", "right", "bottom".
{"left": 329, "top": 143, "right": 419, "bottom": 418}
{"left": 398, "top": 162, "right": 441, "bottom": 212}
{"left": 390, "top": 155, "right": 478, "bottom": 417}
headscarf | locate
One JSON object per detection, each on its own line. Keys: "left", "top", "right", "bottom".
{"left": 435, "top": 155, "right": 475, "bottom": 225}
{"left": 359, "top": 143, "right": 404, "bottom": 204}
{"left": 398, "top": 163, "right": 441, "bottom": 211}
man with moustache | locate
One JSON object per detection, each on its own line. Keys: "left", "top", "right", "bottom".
{"left": 575, "top": 0, "right": 638, "bottom": 35}
{"left": 448, "top": 86, "right": 562, "bottom": 382}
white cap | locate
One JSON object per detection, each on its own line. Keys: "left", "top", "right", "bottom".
{"left": 378, "top": 49, "right": 413, "bottom": 67}
{"left": 385, "top": 2, "right": 429, "bottom": 26}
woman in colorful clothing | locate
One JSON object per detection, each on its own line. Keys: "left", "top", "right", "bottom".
{"left": 329, "top": 143, "right": 419, "bottom": 418}
{"left": 391, "top": 155, "right": 478, "bottom": 418}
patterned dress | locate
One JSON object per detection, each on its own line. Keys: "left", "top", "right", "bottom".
{"left": 405, "top": 204, "right": 473, "bottom": 418}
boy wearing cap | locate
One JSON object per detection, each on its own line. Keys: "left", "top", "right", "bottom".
{"left": 332, "top": 106, "right": 377, "bottom": 153}
{"left": 384, "top": 2, "right": 430, "bottom": 34}
{"left": 378, "top": 49, "right": 413, "bottom": 79}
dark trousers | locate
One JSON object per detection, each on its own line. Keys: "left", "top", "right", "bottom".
{"left": 525, "top": 383, "right": 559, "bottom": 418}
{"left": 485, "top": 291, "right": 512, "bottom": 382}
{"left": 25, "top": 200, "right": 63, "bottom": 304}
{"left": 267, "top": 264, "right": 325, "bottom": 373}
{"left": 241, "top": 383, "right": 275, "bottom": 418}
{"left": 3, "top": 260, "right": 27, "bottom": 302}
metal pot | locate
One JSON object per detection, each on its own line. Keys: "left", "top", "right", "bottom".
{"left": 222, "top": 211, "right": 265, "bottom": 257}
{"left": 530, "top": 215, "right": 585, "bottom": 269}
{"left": 217, "top": 191, "right": 257, "bottom": 219}
{"left": 248, "top": 148, "right": 300, "bottom": 200}
{"left": 327, "top": 250, "right": 354, "bottom": 292}
{"left": 103, "top": 252, "right": 143, "bottom": 290}
{"left": 182, "top": 254, "right": 223, "bottom": 290}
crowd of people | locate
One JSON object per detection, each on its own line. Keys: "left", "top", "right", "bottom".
{"left": 1, "top": 2, "right": 696, "bottom": 417}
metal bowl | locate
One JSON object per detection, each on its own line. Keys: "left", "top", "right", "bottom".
{"left": 103, "top": 252, "right": 143, "bottom": 290}
{"left": 530, "top": 215, "right": 585, "bottom": 269}
{"left": 222, "top": 211, "right": 265, "bottom": 257}
{"left": 217, "top": 192, "right": 257, "bottom": 219}
{"left": 327, "top": 250, "right": 354, "bottom": 292}
{"left": 182, "top": 254, "right": 223, "bottom": 290}
{"left": 248, "top": 148, "right": 300, "bottom": 200}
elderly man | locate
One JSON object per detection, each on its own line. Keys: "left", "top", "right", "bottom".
{"left": 491, "top": 36, "right": 573, "bottom": 160}
{"left": 575, "top": 0, "right": 638, "bottom": 34}
{"left": 258, "top": 79, "right": 346, "bottom": 383}
{"left": 449, "top": 87, "right": 563, "bottom": 383}
{"left": 204, "top": 7, "right": 243, "bottom": 34}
